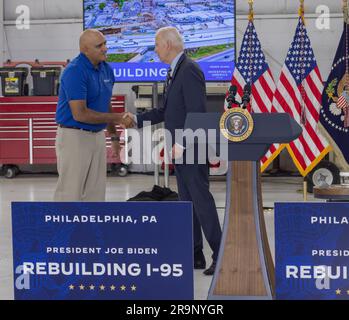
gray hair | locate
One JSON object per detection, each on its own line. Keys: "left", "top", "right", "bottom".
{"left": 156, "top": 27, "right": 184, "bottom": 51}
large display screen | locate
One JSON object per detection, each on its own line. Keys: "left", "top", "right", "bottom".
{"left": 83, "top": 0, "right": 235, "bottom": 82}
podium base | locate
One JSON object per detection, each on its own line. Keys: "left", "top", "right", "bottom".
{"left": 208, "top": 161, "right": 275, "bottom": 299}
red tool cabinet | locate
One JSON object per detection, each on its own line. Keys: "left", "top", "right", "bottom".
{"left": 0, "top": 95, "right": 127, "bottom": 178}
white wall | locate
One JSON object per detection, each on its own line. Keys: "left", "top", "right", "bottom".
{"left": 4, "top": 0, "right": 82, "bottom": 20}
{"left": 236, "top": 0, "right": 338, "bottom": 15}
{"left": 2, "top": 0, "right": 82, "bottom": 61}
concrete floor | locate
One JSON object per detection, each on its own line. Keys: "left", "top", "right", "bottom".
{"left": 0, "top": 172, "right": 323, "bottom": 300}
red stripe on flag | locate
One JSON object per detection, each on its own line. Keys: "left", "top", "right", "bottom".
{"left": 252, "top": 85, "right": 269, "bottom": 113}
{"left": 304, "top": 121, "right": 326, "bottom": 151}
{"left": 289, "top": 141, "right": 307, "bottom": 170}
{"left": 306, "top": 73, "right": 322, "bottom": 100}
{"left": 261, "top": 155, "right": 268, "bottom": 163}
{"left": 302, "top": 87, "right": 320, "bottom": 123}
{"left": 304, "top": 76, "right": 322, "bottom": 118}
{"left": 314, "top": 66, "right": 322, "bottom": 81}
{"left": 279, "top": 72, "right": 302, "bottom": 116}
{"left": 298, "top": 133, "right": 316, "bottom": 162}
{"left": 274, "top": 87, "right": 293, "bottom": 115}
{"left": 258, "top": 76, "right": 275, "bottom": 106}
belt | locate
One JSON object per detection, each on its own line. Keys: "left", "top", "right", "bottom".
{"left": 58, "top": 124, "right": 101, "bottom": 133}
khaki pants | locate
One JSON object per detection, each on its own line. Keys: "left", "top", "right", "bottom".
{"left": 54, "top": 127, "right": 107, "bottom": 201}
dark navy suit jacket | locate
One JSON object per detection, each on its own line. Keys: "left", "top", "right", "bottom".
{"left": 137, "top": 54, "right": 222, "bottom": 258}
{"left": 137, "top": 53, "right": 207, "bottom": 149}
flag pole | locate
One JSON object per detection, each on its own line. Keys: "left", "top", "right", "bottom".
{"left": 303, "top": 180, "right": 308, "bottom": 202}
{"left": 299, "top": 0, "right": 306, "bottom": 126}
{"left": 299, "top": 0, "right": 308, "bottom": 201}
{"left": 247, "top": 0, "right": 254, "bottom": 110}
{"left": 247, "top": 0, "right": 254, "bottom": 73}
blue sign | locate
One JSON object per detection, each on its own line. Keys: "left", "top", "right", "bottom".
{"left": 275, "top": 202, "right": 349, "bottom": 300}
{"left": 110, "top": 62, "right": 235, "bottom": 82}
{"left": 12, "top": 202, "right": 193, "bottom": 300}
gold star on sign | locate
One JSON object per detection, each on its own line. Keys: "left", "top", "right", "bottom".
{"left": 89, "top": 285, "right": 95, "bottom": 290}
{"left": 69, "top": 285, "right": 74, "bottom": 290}
{"left": 120, "top": 285, "right": 126, "bottom": 291}
{"left": 110, "top": 285, "right": 116, "bottom": 291}
{"left": 336, "top": 289, "right": 341, "bottom": 295}
{"left": 131, "top": 285, "right": 137, "bottom": 291}
{"left": 79, "top": 284, "right": 85, "bottom": 290}
{"left": 100, "top": 285, "right": 105, "bottom": 291}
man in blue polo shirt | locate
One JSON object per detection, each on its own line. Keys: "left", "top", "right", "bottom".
{"left": 54, "top": 29, "right": 132, "bottom": 201}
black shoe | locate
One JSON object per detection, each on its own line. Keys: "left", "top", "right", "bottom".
{"left": 203, "top": 261, "right": 216, "bottom": 276}
{"left": 194, "top": 251, "right": 206, "bottom": 269}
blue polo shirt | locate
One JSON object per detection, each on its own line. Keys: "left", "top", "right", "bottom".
{"left": 56, "top": 53, "right": 115, "bottom": 132}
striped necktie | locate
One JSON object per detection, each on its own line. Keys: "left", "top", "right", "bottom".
{"left": 163, "top": 67, "right": 172, "bottom": 98}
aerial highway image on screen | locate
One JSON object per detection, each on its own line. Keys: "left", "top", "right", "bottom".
{"left": 84, "top": 0, "right": 235, "bottom": 81}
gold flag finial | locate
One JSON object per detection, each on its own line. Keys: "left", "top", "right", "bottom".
{"left": 248, "top": 0, "right": 254, "bottom": 22}
{"left": 343, "top": 0, "right": 349, "bottom": 24}
{"left": 299, "top": 0, "right": 305, "bottom": 23}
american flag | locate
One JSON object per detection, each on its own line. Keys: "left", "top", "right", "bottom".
{"left": 272, "top": 17, "right": 331, "bottom": 176}
{"left": 226, "top": 21, "right": 283, "bottom": 171}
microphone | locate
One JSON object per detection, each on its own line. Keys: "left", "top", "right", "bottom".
{"left": 226, "top": 85, "right": 238, "bottom": 109}
{"left": 229, "top": 85, "right": 237, "bottom": 96}
{"left": 242, "top": 84, "right": 251, "bottom": 109}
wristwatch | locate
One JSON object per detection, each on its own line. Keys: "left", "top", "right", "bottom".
{"left": 110, "top": 136, "right": 120, "bottom": 142}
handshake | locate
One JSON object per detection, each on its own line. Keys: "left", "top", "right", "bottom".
{"left": 119, "top": 112, "right": 136, "bottom": 129}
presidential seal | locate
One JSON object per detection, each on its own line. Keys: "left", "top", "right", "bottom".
{"left": 220, "top": 107, "right": 254, "bottom": 142}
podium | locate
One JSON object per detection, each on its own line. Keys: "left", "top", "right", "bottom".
{"left": 184, "top": 113, "right": 302, "bottom": 299}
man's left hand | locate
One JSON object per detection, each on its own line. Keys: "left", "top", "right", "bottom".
{"left": 171, "top": 144, "right": 184, "bottom": 160}
{"left": 121, "top": 112, "right": 135, "bottom": 129}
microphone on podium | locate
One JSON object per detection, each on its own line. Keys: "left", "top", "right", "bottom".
{"left": 242, "top": 84, "right": 251, "bottom": 109}
{"left": 226, "top": 85, "right": 238, "bottom": 109}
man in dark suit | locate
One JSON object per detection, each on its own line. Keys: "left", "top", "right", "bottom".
{"left": 125, "top": 27, "right": 222, "bottom": 275}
